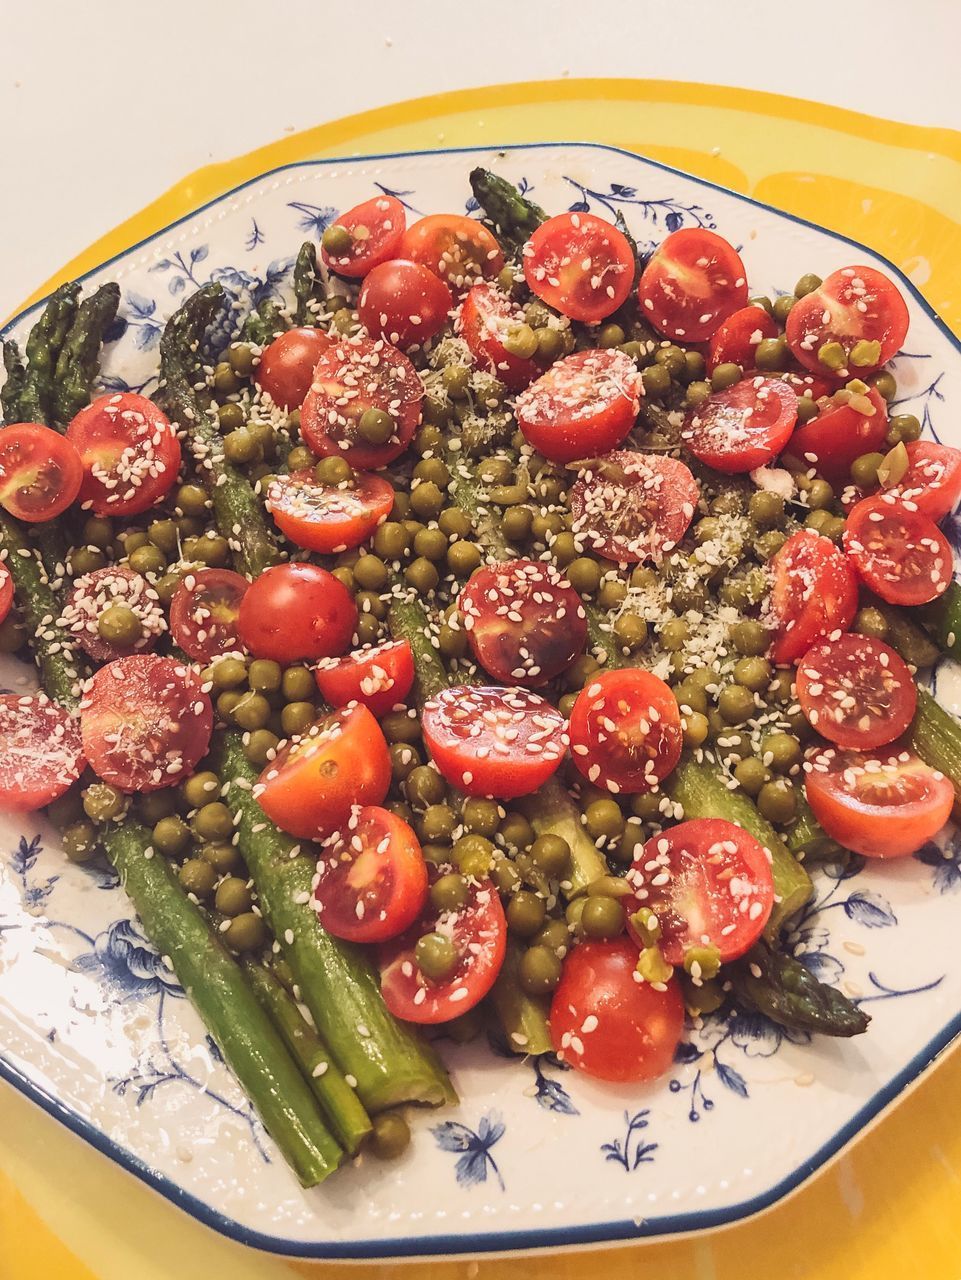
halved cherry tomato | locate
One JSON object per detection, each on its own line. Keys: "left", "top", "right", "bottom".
{"left": 266, "top": 469, "right": 393, "bottom": 553}
{"left": 257, "top": 703, "right": 391, "bottom": 841}
{"left": 300, "top": 337, "right": 422, "bottom": 470}
{"left": 887, "top": 441, "right": 961, "bottom": 520}
{"left": 0, "top": 560, "right": 11, "bottom": 625}
{"left": 682, "top": 376, "right": 797, "bottom": 474}
{"left": 255, "top": 327, "right": 332, "bottom": 411}
{"left": 624, "top": 819, "right": 774, "bottom": 966}
{"left": 570, "top": 452, "right": 699, "bottom": 564}
{"left": 786, "top": 265, "right": 909, "bottom": 378}
{"left": 767, "top": 529, "right": 859, "bottom": 665}
{"left": 421, "top": 685, "right": 567, "bottom": 798}
{"left": 320, "top": 195, "right": 406, "bottom": 279}
{"left": 568, "top": 668, "right": 682, "bottom": 795}
{"left": 400, "top": 214, "right": 504, "bottom": 290}
{"left": 549, "top": 939, "right": 684, "bottom": 1084}
{"left": 67, "top": 393, "right": 180, "bottom": 518}
{"left": 312, "top": 805, "right": 428, "bottom": 944}
{"left": 706, "top": 305, "right": 777, "bottom": 372}
{"left": 515, "top": 349, "right": 641, "bottom": 464}
{"left": 805, "top": 744, "right": 953, "bottom": 858}
{"left": 0, "top": 424, "right": 83, "bottom": 522}
{"left": 797, "top": 634, "right": 916, "bottom": 750}
{"left": 785, "top": 386, "right": 887, "bottom": 485}
{"left": 637, "top": 228, "right": 748, "bottom": 343}
{"left": 458, "top": 283, "right": 539, "bottom": 391}
{"left": 843, "top": 495, "right": 952, "bottom": 606}
{"left": 357, "top": 259, "right": 452, "bottom": 349}
{"left": 237, "top": 563, "right": 357, "bottom": 662}
{"left": 379, "top": 865, "right": 507, "bottom": 1024}
{"left": 315, "top": 638, "right": 415, "bottom": 718}
{"left": 774, "top": 369, "right": 834, "bottom": 402}
{"left": 80, "top": 655, "right": 212, "bottom": 793}
{"left": 523, "top": 211, "right": 634, "bottom": 322}
{"left": 0, "top": 694, "right": 84, "bottom": 811}
{"left": 168, "top": 568, "right": 249, "bottom": 663}
{"left": 61, "top": 566, "right": 166, "bottom": 662}
{"left": 458, "top": 559, "right": 587, "bottom": 686}
{"left": 570, "top": 455, "right": 701, "bottom": 565}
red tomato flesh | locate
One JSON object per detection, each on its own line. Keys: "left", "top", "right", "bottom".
{"left": 843, "top": 495, "right": 952, "bottom": 606}
{"left": 458, "top": 283, "right": 539, "bottom": 391}
{"left": 358, "top": 259, "right": 452, "bottom": 349}
{"left": 255, "top": 327, "right": 332, "bottom": 411}
{"left": 168, "top": 568, "right": 249, "bottom": 663}
{"left": 569, "top": 451, "right": 699, "bottom": 563}
{"left": 0, "top": 424, "right": 83, "bottom": 522}
{"left": 0, "top": 560, "right": 12, "bottom": 625}
{"left": 80, "top": 655, "right": 213, "bottom": 793}
{"left": 683, "top": 376, "right": 798, "bottom": 474}
{"left": 400, "top": 214, "right": 504, "bottom": 290}
{"left": 637, "top": 228, "right": 748, "bottom": 343}
{"left": 312, "top": 804, "right": 428, "bottom": 944}
{"left": 624, "top": 818, "right": 774, "bottom": 966}
{"left": 237, "top": 563, "right": 357, "bottom": 663}
{"left": 266, "top": 469, "right": 393, "bottom": 554}
{"left": 707, "top": 305, "right": 777, "bottom": 372}
{"left": 256, "top": 703, "right": 391, "bottom": 841}
{"left": 458, "top": 558, "right": 587, "bottom": 686}
{"left": 321, "top": 195, "right": 406, "bottom": 279}
{"left": 767, "top": 529, "right": 859, "bottom": 665}
{"left": 67, "top": 393, "right": 180, "bottom": 518}
{"left": 61, "top": 566, "right": 166, "bottom": 662}
{"left": 315, "top": 638, "right": 415, "bottom": 718}
{"left": 796, "top": 634, "right": 916, "bottom": 750}
{"left": 568, "top": 668, "right": 682, "bottom": 795}
{"left": 523, "top": 211, "right": 635, "bottom": 323}
{"left": 0, "top": 694, "right": 84, "bottom": 811}
{"left": 515, "top": 349, "right": 641, "bottom": 464}
{"left": 786, "top": 265, "right": 909, "bottom": 378}
{"left": 421, "top": 685, "right": 568, "bottom": 798}
{"left": 887, "top": 441, "right": 961, "bottom": 521}
{"left": 549, "top": 939, "right": 684, "bottom": 1083}
{"left": 785, "top": 386, "right": 887, "bottom": 485}
{"left": 805, "top": 745, "right": 953, "bottom": 858}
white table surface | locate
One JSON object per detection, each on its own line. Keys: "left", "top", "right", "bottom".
{"left": 3, "top": 0, "right": 959, "bottom": 322}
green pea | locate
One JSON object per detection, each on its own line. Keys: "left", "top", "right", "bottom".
{"left": 277, "top": 666, "right": 312, "bottom": 703}
{"left": 63, "top": 820, "right": 99, "bottom": 863}
{"left": 804, "top": 509, "right": 832, "bottom": 534}
{"left": 228, "top": 342, "right": 256, "bottom": 376}
{"left": 454, "top": 836, "right": 495, "bottom": 878}
{"left": 870, "top": 370, "right": 898, "bottom": 402}
{"left": 519, "top": 945, "right": 563, "bottom": 995}
{"left": 403, "top": 556, "right": 439, "bottom": 594}
{"left": 794, "top": 273, "right": 823, "bottom": 299}
{"left": 887, "top": 413, "right": 922, "bottom": 445}
{"left": 734, "top": 756, "right": 769, "bottom": 797}
{"left": 654, "top": 344, "right": 685, "bottom": 378}
{"left": 135, "top": 790, "right": 176, "bottom": 825}
{"left": 806, "top": 478, "right": 834, "bottom": 510}
{"left": 530, "top": 512, "right": 565, "bottom": 543}
{"left": 352, "top": 613, "right": 380, "bottom": 647}
{"left": 748, "top": 295, "right": 774, "bottom": 315}
{"left": 718, "top": 683, "right": 756, "bottom": 725}
{"left": 225, "top": 912, "right": 268, "bottom": 954}
{"left": 631, "top": 791, "right": 663, "bottom": 821}
{"left": 748, "top": 489, "right": 785, "bottom": 529}
{"left": 641, "top": 363, "right": 671, "bottom": 397}
{"left": 499, "top": 506, "right": 531, "bottom": 546}
{"left": 454, "top": 801, "right": 495, "bottom": 842}
{"left": 539, "top": 326, "right": 571, "bottom": 363}
{"left": 597, "top": 322, "right": 626, "bottom": 350}
{"left": 380, "top": 709, "right": 420, "bottom": 744}
{"left": 224, "top": 428, "right": 260, "bottom": 466}
{"left": 69, "top": 546, "right": 106, "bottom": 575}
{"left": 244, "top": 659, "right": 280, "bottom": 695}
{"left": 313, "top": 456, "right": 351, "bottom": 487}
{"left": 507, "top": 890, "right": 546, "bottom": 939}
{"left": 755, "top": 529, "right": 787, "bottom": 561}
{"left": 757, "top": 778, "right": 797, "bottom": 823}
{"left": 661, "top": 618, "right": 689, "bottom": 652}
{"left": 415, "top": 932, "right": 458, "bottom": 981}
{"left": 182, "top": 770, "right": 221, "bottom": 810}
{"left": 772, "top": 294, "right": 795, "bottom": 324}
{"left": 563, "top": 556, "right": 599, "bottom": 596}
{"left": 447, "top": 540, "right": 482, "bottom": 577}
{"left": 597, "top": 578, "right": 627, "bottom": 610}
{"left": 96, "top": 605, "right": 142, "bottom": 649}
{"left": 368, "top": 1112, "right": 411, "bottom": 1160}
{"left": 499, "top": 812, "right": 534, "bottom": 851}
{"left": 755, "top": 337, "right": 789, "bottom": 371}
{"left": 418, "top": 804, "right": 456, "bottom": 844}
{"left": 584, "top": 799, "right": 624, "bottom": 841}
{"left": 529, "top": 834, "right": 571, "bottom": 876}
{"left": 674, "top": 679, "right": 708, "bottom": 715}
{"left": 356, "top": 407, "right": 393, "bottom": 446}
{"left": 180, "top": 858, "right": 217, "bottom": 898}
{"left": 683, "top": 379, "right": 712, "bottom": 409}
{"left": 436, "top": 621, "right": 466, "bottom": 659}
{"left": 822, "top": 515, "right": 847, "bottom": 543}
{"left": 796, "top": 395, "right": 819, "bottom": 424}
{"left": 850, "top": 339, "right": 882, "bottom": 369}
{"left": 368, "top": 522, "right": 406, "bottom": 562}
{"left": 854, "top": 606, "right": 889, "bottom": 642}
{"left": 710, "top": 362, "right": 741, "bottom": 392}
{"left": 153, "top": 816, "right": 190, "bottom": 856}
{"left": 501, "top": 323, "right": 537, "bottom": 359}
{"left": 281, "top": 702, "right": 316, "bottom": 737}
{"left": 82, "top": 783, "right": 126, "bottom": 824}
{"left": 490, "top": 856, "right": 521, "bottom": 895}
{"left": 192, "top": 802, "right": 234, "bottom": 843}
{"left": 609, "top": 612, "right": 646, "bottom": 653}
{"left": 430, "top": 873, "right": 469, "bottom": 914}
{"left": 405, "top": 766, "right": 446, "bottom": 810}
{"left": 581, "top": 896, "right": 625, "bottom": 940}
{"left": 82, "top": 516, "right": 114, "bottom": 549}
{"left": 733, "top": 656, "right": 772, "bottom": 692}
{"left": 683, "top": 348, "right": 706, "bottom": 380}
{"left": 849, "top": 452, "right": 883, "bottom": 489}
{"left": 213, "top": 362, "right": 240, "bottom": 395}
{"left": 244, "top": 728, "right": 280, "bottom": 767}
{"left": 47, "top": 789, "right": 84, "bottom": 831}
{"left": 763, "top": 732, "right": 802, "bottom": 773}
{"left": 231, "top": 692, "right": 271, "bottom": 731}
{"left": 215, "top": 876, "right": 253, "bottom": 917}
{"left": 207, "top": 655, "right": 248, "bottom": 691}
{"left": 199, "top": 843, "right": 242, "bottom": 875}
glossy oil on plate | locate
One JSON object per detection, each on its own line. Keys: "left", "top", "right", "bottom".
{"left": 1, "top": 142, "right": 960, "bottom": 1260}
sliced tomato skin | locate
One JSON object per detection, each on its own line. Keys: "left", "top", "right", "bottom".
{"left": 683, "top": 376, "right": 797, "bottom": 473}
{"left": 400, "top": 214, "right": 504, "bottom": 289}
{"left": 168, "top": 568, "right": 249, "bottom": 663}
{"left": 237, "top": 563, "right": 357, "bottom": 663}
{"left": 523, "top": 211, "right": 635, "bottom": 322}
{"left": 0, "top": 561, "right": 12, "bottom": 625}
{"left": 805, "top": 745, "right": 953, "bottom": 858}
{"left": 768, "top": 529, "right": 859, "bottom": 665}
{"left": 549, "top": 939, "right": 685, "bottom": 1083}
{"left": 796, "top": 634, "right": 916, "bottom": 750}
{"left": 0, "top": 424, "right": 83, "bottom": 522}
{"left": 624, "top": 819, "right": 774, "bottom": 966}
{"left": 421, "top": 685, "right": 567, "bottom": 798}
{"left": 570, "top": 451, "right": 698, "bottom": 563}
{"left": 379, "top": 868, "right": 507, "bottom": 1024}
{"left": 67, "top": 393, "right": 181, "bottom": 518}
{"left": 321, "top": 195, "right": 406, "bottom": 278}
{"left": 843, "top": 495, "right": 952, "bottom": 606}
{"left": 515, "top": 349, "right": 641, "bottom": 464}
{"left": 266, "top": 469, "right": 394, "bottom": 554}
{"left": 255, "top": 327, "right": 333, "bottom": 411}
{"left": 0, "top": 695, "right": 85, "bottom": 811}
{"left": 887, "top": 441, "right": 961, "bottom": 521}
{"left": 312, "top": 805, "right": 428, "bottom": 944}
{"left": 80, "top": 655, "right": 213, "bottom": 793}
{"left": 786, "top": 265, "right": 909, "bottom": 378}
{"left": 61, "top": 566, "right": 166, "bottom": 662}
{"left": 315, "top": 638, "right": 415, "bottom": 718}
{"left": 568, "top": 668, "right": 682, "bottom": 795}
{"left": 458, "top": 283, "right": 539, "bottom": 391}
{"left": 785, "top": 386, "right": 887, "bottom": 484}
{"left": 706, "top": 305, "right": 777, "bottom": 372}
{"left": 357, "top": 259, "right": 453, "bottom": 349}
{"left": 637, "top": 228, "right": 748, "bottom": 343}
{"left": 300, "top": 337, "right": 422, "bottom": 470}
{"left": 257, "top": 703, "right": 391, "bottom": 841}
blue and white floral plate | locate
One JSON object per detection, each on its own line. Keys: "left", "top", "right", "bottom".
{"left": 1, "top": 143, "right": 960, "bottom": 1260}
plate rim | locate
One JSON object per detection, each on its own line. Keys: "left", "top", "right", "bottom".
{"left": 2, "top": 138, "right": 960, "bottom": 1259}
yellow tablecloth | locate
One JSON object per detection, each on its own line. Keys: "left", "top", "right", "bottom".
{"left": 4, "top": 79, "right": 961, "bottom": 1280}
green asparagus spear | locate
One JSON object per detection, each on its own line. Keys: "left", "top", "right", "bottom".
{"left": 729, "top": 940, "right": 869, "bottom": 1037}
{"left": 1, "top": 340, "right": 25, "bottom": 423}
{"left": 444, "top": 448, "right": 512, "bottom": 560}
{"left": 387, "top": 595, "right": 452, "bottom": 703}
{"left": 242, "top": 298, "right": 286, "bottom": 347}
{"left": 52, "top": 283, "right": 121, "bottom": 426}
{"left": 468, "top": 169, "right": 546, "bottom": 252}
{"left": 865, "top": 600, "right": 941, "bottom": 669}
{"left": 785, "top": 796, "right": 845, "bottom": 864}
{"left": 292, "top": 241, "right": 326, "bottom": 326}
{"left": 489, "top": 941, "right": 552, "bottom": 1055}
{"left": 240, "top": 956, "right": 372, "bottom": 1154}
{"left": 516, "top": 776, "right": 608, "bottom": 895}
{"left": 18, "top": 282, "right": 80, "bottom": 424}
{"left": 159, "top": 284, "right": 279, "bottom": 577}
{"left": 911, "top": 687, "right": 961, "bottom": 822}
{"left": 918, "top": 581, "right": 961, "bottom": 659}
{"left": 583, "top": 600, "right": 628, "bottom": 669}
